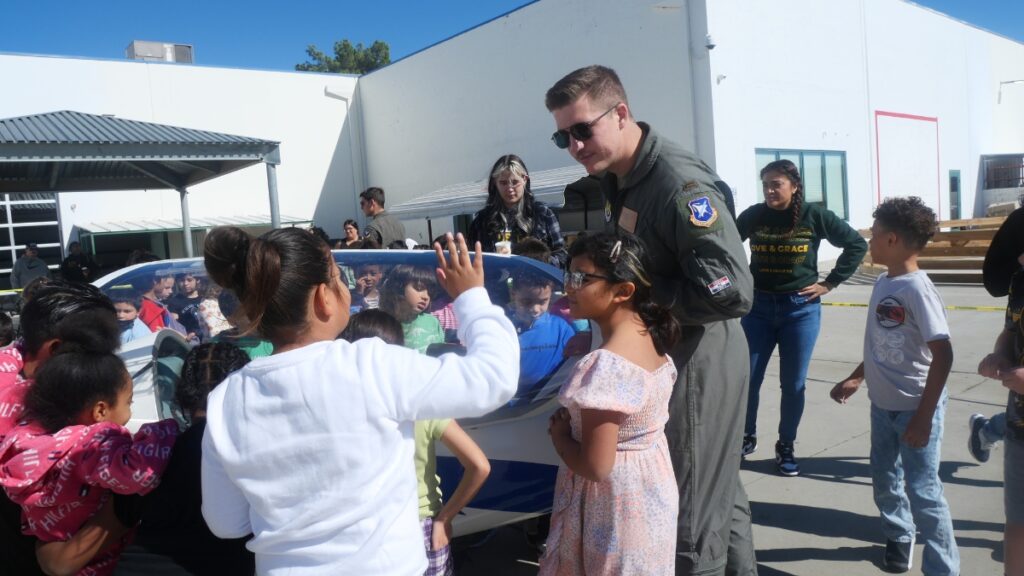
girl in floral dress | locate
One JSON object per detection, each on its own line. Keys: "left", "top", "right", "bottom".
{"left": 541, "top": 232, "right": 681, "bottom": 575}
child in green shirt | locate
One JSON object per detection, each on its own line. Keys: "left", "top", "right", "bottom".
{"left": 342, "top": 310, "right": 490, "bottom": 575}
{"left": 381, "top": 265, "right": 446, "bottom": 353}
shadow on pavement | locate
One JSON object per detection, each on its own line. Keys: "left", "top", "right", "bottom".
{"left": 455, "top": 524, "right": 539, "bottom": 576}
{"left": 954, "top": 534, "right": 1004, "bottom": 562}
{"left": 757, "top": 545, "right": 882, "bottom": 572}
{"left": 755, "top": 563, "right": 797, "bottom": 576}
{"left": 743, "top": 455, "right": 873, "bottom": 487}
{"left": 751, "top": 500, "right": 879, "bottom": 542}
{"left": 940, "top": 460, "right": 1004, "bottom": 488}
{"left": 744, "top": 455, "right": 1004, "bottom": 489}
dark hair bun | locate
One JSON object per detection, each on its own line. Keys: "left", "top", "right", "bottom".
{"left": 204, "top": 227, "right": 251, "bottom": 295}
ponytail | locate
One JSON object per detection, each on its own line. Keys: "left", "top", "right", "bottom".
{"left": 204, "top": 226, "right": 334, "bottom": 342}
{"left": 243, "top": 237, "right": 283, "bottom": 333}
{"left": 204, "top": 227, "right": 251, "bottom": 296}
{"left": 636, "top": 299, "right": 680, "bottom": 356}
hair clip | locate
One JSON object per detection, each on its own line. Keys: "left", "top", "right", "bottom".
{"left": 609, "top": 240, "right": 623, "bottom": 264}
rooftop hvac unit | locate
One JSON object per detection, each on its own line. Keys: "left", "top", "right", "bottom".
{"left": 125, "top": 40, "right": 194, "bottom": 64}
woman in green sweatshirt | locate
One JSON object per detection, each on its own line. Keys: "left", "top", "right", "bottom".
{"left": 737, "top": 159, "right": 867, "bottom": 476}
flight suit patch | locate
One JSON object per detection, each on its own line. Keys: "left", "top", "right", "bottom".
{"left": 687, "top": 196, "right": 718, "bottom": 228}
{"left": 707, "top": 275, "right": 732, "bottom": 295}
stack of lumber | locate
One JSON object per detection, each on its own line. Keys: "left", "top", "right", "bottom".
{"left": 859, "top": 216, "right": 1006, "bottom": 284}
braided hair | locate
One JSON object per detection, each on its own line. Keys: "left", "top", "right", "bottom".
{"left": 176, "top": 342, "right": 251, "bottom": 422}
{"left": 760, "top": 159, "right": 803, "bottom": 238}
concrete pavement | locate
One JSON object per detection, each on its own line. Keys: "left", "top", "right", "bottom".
{"left": 457, "top": 280, "right": 1010, "bottom": 575}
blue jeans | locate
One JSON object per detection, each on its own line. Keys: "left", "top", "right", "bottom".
{"left": 981, "top": 412, "right": 1007, "bottom": 445}
{"left": 870, "top": 396, "right": 960, "bottom": 576}
{"left": 741, "top": 290, "right": 821, "bottom": 443}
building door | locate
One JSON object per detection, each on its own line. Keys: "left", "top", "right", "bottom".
{"left": 948, "top": 170, "right": 961, "bottom": 221}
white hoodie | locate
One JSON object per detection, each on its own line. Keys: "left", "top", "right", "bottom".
{"left": 201, "top": 287, "right": 519, "bottom": 575}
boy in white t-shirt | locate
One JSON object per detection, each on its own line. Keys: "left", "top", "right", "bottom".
{"left": 830, "top": 197, "right": 959, "bottom": 575}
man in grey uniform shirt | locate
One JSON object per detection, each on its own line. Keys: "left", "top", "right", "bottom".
{"left": 359, "top": 186, "right": 406, "bottom": 248}
{"left": 546, "top": 65, "right": 756, "bottom": 576}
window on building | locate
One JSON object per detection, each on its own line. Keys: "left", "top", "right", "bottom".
{"left": 0, "top": 193, "right": 61, "bottom": 289}
{"left": 755, "top": 149, "right": 848, "bottom": 221}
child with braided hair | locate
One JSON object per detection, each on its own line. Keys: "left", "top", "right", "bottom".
{"left": 116, "top": 342, "right": 256, "bottom": 575}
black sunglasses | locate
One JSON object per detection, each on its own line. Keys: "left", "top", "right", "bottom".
{"left": 564, "top": 270, "right": 613, "bottom": 290}
{"left": 550, "top": 103, "right": 620, "bottom": 149}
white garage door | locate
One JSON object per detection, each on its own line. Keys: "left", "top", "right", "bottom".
{"left": 875, "top": 111, "right": 942, "bottom": 218}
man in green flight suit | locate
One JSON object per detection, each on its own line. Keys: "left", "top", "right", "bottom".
{"left": 546, "top": 65, "right": 756, "bottom": 576}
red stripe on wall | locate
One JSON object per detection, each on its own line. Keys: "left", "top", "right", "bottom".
{"left": 874, "top": 110, "right": 942, "bottom": 217}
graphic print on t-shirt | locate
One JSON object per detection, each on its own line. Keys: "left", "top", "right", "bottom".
{"left": 875, "top": 296, "right": 906, "bottom": 328}
{"left": 873, "top": 295, "right": 908, "bottom": 366}
{"left": 872, "top": 329, "right": 907, "bottom": 366}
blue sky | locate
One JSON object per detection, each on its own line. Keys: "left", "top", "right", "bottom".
{"left": 0, "top": 0, "right": 1021, "bottom": 71}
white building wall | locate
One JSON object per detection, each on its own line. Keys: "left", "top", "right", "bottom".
{"left": 0, "top": 54, "right": 361, "bottom": 244}
{"left": 3, "top": 0, "right": 1022, "bottom": 256}
{"left": 707, "top": 0, "right": 873, "bottom": 233}
{"left": 358, "top": 0, "right": 708, "bottom": 240}
{"left": 708, "top": 0, "right": 1024, "bottom": 257}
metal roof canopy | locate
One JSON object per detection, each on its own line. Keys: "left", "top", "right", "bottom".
{"left": 388, "top": 165, "right": 589, "bottom": 221}
{"left": 80, "top": 213, "right": 312, "bottom": 235}
{"left": 0, "top": 110, "right": 283, "bottom": 257}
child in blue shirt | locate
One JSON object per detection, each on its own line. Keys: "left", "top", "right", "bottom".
{"left": 508, "top": 272, "right": 574, "bottom": 394}
{"left": 108, "top": 288, "right": 152, "bottom": 344}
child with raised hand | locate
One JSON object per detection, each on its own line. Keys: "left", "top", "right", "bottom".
{"left": 541, "top": 232, "right": 680, "bottom": 575}
{"left": 830, "top": 197, "right": 959, "bottom": 575}
{"left": 0, "top": 311, "right": 179, "bottom": 576}
{"left": 381, "top": 264, "right": 445, "bottom": 353}
{"left": 200, "top": 228, "right": 518, "bottom": 575}
{"left": 342, "top": 309, "right": 490, "bottom": 576}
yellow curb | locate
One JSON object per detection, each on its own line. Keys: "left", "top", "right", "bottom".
{"left": 822, "top": 301, "right": 1003, "bottom": 312}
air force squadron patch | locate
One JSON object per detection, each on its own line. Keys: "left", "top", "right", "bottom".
{"left": 687, "top": 196, "right": 718, "bottom": 228}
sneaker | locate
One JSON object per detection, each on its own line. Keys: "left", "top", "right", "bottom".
{"left": 775, "top": 441, "right": 800, "bottom": 476}
{"left": 883, "top": 538, "right": 913, "bottom": 573}
{"left": 741, "top": 435, "right": 757, "bottom": 457}
{"left": 968, "top": 413, "right": 991, "bottom": 463}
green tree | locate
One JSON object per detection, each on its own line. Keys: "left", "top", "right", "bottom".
{"left": 295, "top": 39, "right": 390, "bottom": 74}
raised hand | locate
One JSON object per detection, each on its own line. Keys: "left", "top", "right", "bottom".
{"left": 434, "top": 233, "right": 484, "bottom": 301}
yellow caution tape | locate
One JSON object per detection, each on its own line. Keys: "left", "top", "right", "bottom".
{"left": 822, "top": 301, "right": 1003, "bottom": 312}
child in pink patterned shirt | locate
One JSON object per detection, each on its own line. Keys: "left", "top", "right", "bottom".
{"left": 0, "top": 344, "right": 178, "bottom": 576}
